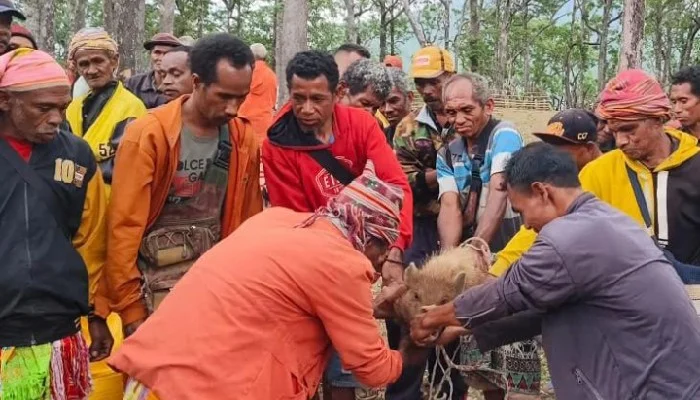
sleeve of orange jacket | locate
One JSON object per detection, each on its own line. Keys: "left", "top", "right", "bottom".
{"left": 104, "top": 121, "right": 154, "bottom": 325}
{"left": 262, "top": 139, "right": 316, "bottom": 212}
{"left": 305, "top": 257, "right": 402, "bottom": 387}
{"left": 364, "top": 117, "right": 414, "bottom": 251}
{"left": 73, "top": 166, "right": 110, "bottom": 318}
{"left": 238, "top": 122, "right": 263, "bottom": 226}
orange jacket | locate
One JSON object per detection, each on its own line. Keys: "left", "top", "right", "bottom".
{"left": 106, "top": 96, "right": 263, "bottom": 325}
{"left": 238, "top": 60, "right": 278, "bottom": 140}
{"left": 109, "top": 207, "right": 402, "bottom": 399}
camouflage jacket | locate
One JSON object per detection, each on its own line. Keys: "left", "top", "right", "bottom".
{"left": 393, "top": 106, "right": 454, "bottom": 216}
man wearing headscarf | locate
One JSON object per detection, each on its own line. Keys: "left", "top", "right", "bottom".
{"left": 109, "top": 162, "right": 423, "bottom": 400}
{"left": 491, "top": 70, "right": 700, "bottom": 310}
{"left": 0, "top": 48, "right": 112, "bottom": 399}
{"left": 66, "top": 27, "right": 146, "bottom": 196}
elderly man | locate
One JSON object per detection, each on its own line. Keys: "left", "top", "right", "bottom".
{"left": 670, "top": 65, "right": 700, "bottom": 139}
{"left": 238, "top": 43, "right": 278, "bottom": 140}
{"left": 263, "top": 50, "right": 413, "bottom": 400}
{"left": 109, "top": 163, "right": 425, "bottom": 400}
{"left": 125, "top": 33, "right": 182, "bottom": 108}
{"left": 0, "top": 48, "right": 112, "bottom": 399}
{"left": 158, "top": 45, "right": 193, "bottom": 103}
{"left": 0, "top": 0, "right": 24, "bottom": 54}
{"left": 412, "top": 143, "right": 700, "bottom": 400}
{"left": 65, "top": 28, "right": 146, "bottom": 194}
{"left": 105, "top": 34, "right": 262, "bottom": 338}
{"left": 338, "top": 58, "right": 392, "bottom": 117}
{"left": 383, "top": 68, "right": 413, "bottom": 145}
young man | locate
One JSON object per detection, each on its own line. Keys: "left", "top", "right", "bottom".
{"left": 109, "top": 164, "right": 426, "bottom": 400}
{"left": 262, "top": 50, "right": 412, "bottom": 400}
{"left": 338, "top": 58, "right": 392, "bottom": 116}
{"left": 9, "top": 23, "right": 36, "bottom": 50}
{"left": 495, "top": 70, "right": 700, "bottom": 275}
{"left": 238, "top": 43, "right": 278, "bottom": 140}
{"left": 66, "top": 28, "right": 147, "bottom": 193}
{"left": 411, "top": 143, "right": 700, "bottom": 400}
{"left": 125, "top": 32, "right": 182, "bottom": 109}
{"left": 0, "top": 0, "right": 24, "bottom": 55}
{"left": 105, "top": 33, "right": 263, "bottom": 338}
{"left": 383, "top": 67, "right": 413, "bottom": 145}
{"left": 670, "top": 65, "right": 700, "bottom": 139}
{"left": 158, "top": 45, "right": 193, "bottom": 103}
{"left": 0, "top": 48, "right": 112, "bottom": 398}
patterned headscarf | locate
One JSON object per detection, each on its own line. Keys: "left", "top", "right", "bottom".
{"left": 68, "top": 27, "right": 118, "bottom": 64}
{"left": 298, "top": 160, "right": 403, "bottom": 251}
{"left": 0, "top": 48, "right": 69, "bottom": 92}
{"left": 596, "top": 69, "right": 671, "bottom": 121}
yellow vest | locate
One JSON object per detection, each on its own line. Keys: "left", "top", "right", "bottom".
{"left": 375, "top": 110, "right": 390, "bottom": 129}
{"left": 67, "top": 82, "right": 147, "bottom": 195}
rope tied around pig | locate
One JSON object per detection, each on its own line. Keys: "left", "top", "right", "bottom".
{"left": 425, "top": 237, "right": 502, "bottom": 400}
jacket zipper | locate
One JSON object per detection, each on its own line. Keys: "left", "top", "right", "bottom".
{"left": 574, "top": 368, "right": 605, "bottom": 400}
{"left": 23, "top": 185, "right": 37, "bottom": 345}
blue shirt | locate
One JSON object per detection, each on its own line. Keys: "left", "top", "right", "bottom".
{"left": 436, "top": 120, "right": 523, "bottom": 198}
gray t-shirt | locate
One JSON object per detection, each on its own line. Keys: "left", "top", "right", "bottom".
{"left": 167, "top": 127, "right": 218, "bottom": 204}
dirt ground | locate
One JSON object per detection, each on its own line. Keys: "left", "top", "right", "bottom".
{"left": 493, "top": 108, "right": 557, "bottom": 144}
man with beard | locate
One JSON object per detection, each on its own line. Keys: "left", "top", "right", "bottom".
{"left": 104, "top": 33, "right": 262, "bottom": 338}
{"left": 0, "top": 48, "right": 112, "bottom": 399}
{"left": 125, "top": 33, "right": 182, "bottom": 109}
{"left": 0, "top": 0, "right": 24, "bottom": 55}
{"left": 670, "top": 65, "right": 700, "bottom": 139}
{"left": 66, "top": 28, "right": 147, "bottom": 195}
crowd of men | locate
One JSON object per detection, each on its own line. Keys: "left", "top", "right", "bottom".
{"left": 0, "top": 0, "right": 700, "bottom": 399}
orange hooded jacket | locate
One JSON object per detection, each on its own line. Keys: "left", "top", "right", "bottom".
{"left": 105, "top": 96, "right": 263, "bottom": 325}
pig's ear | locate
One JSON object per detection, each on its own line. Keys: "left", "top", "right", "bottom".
{"left": 454, "top": 271, "right": 467, "bottom": 292}
{"left": 404, "top": 263, "right": 419, "bottom": 286}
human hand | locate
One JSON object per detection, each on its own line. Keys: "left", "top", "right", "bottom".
{"left": 373, "top": 282, "right": 408, "bottom": 319}
{"left": 123, "top": 318, "right": 146, "bottom": 338}
{"left": 410, "top": 303, "right": 461, "bottom": 346}
{"left": 88, "top": 317, "right": 114, "bottom": 361}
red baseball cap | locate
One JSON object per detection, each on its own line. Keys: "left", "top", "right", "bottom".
{"left": 384, "top": 55, "right": 403, "bottom": 69}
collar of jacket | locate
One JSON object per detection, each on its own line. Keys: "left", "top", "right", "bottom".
{"left": 623, "top": 127, "right": 700, "bottom": 174}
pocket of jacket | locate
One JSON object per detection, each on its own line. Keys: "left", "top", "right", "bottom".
{"left": 574, "top": 368, "right": 605, "bottom": 400}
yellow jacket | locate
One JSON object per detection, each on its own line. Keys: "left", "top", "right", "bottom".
{"left": 490, "top": 128, "right": 699, "bottom": 276}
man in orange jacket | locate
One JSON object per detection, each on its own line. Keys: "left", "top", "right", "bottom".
{"left": 238, "top": 43, "right": 278, "bottom": 140}
{"left": 105, "top": 33, "right": 262, "bottom": 337}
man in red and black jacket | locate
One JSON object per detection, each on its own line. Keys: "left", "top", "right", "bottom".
{"left": 262, "top": 49, "right": 413, "bottom": 399}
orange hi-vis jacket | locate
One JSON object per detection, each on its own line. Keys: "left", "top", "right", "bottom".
{"left": 105, "top": 96, "right": 263, "bottom": 326}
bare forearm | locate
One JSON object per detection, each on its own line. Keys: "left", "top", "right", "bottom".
{"left": 474, "top": 189, "right": 508, "bottom": 244}
{"left": 438, "top": 205, "right": 463, "bottom": 249}
{"left": 425, "top": 169, "right": 438, "bottom": 190}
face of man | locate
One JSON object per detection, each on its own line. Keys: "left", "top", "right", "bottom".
{"left": 555, "top": 143, "right": 598, "bottom": 171}
{"left": 74, "top": 49, "right": 118, "bottom": 91}
{"left": 0, "top": 85, "right": 71, "bottom": 143}
{"left": 159, "top": 50, "right": 193, "bottom": 102}
{"left": 289, "top": 74, "right": 335, "bottom": 134}
{"left": 508, "top": 183, "right": 560, "bottom": 233}
{"left": 383, "top": 87, "right": 413, "bottom": 126}
{"left": 150, "top": 44, "right": 173, "bottom": 70}
{"left": 335, "top": 50, "right": 366, "bottom": 78}
{"left": 193, "top": 60, "right": 251, "bottom": 127}
{"left": 414, "top": 72, "right": 450, "bottom": 112}
{"left": 0, "top": 14, "right": 11, "bottom": 54}
{"left": 443, "top": 79, "right": 493, "bottom": 139}
{"left": 340, "top": 85, "right": 383, "bottom": 115}
{"left": 607, "top": 118, "right": 663, "bottom": 161}
{"left": 670, "top": 82, "right": 700, "bottom": 131}
{"left": 9, "top": 35, "right": 34, "bottom": 51}
{"left": 363, "top": 237, "right": 389, "bottom": 271}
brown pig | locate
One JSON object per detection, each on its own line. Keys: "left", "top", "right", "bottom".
{"left": 394, "top": 245, "right": 494, "bottom": 323}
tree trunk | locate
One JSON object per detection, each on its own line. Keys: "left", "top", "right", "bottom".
{"left": 441, "top": 0, "right": 451, "bottom": 48}
{"left": 159, "top": 0, "right": 176, "bottom": 33}
{"left": 401, "top": 0, "right": 427, "bottom": 46}
{"left": 24, "top": 0, "right": 56, "bottom": 54}
{"left": 680, "top": 19, "right": 700, "bottom": 68}
{"left": 379, "top": 1, "right": 387, "bottom": 59}
{"left": 103, "top": 0, "right": 118, "bottom": 38}
{"left": 618, "top": 0, "right": 645, "bottom": 71}
{"left": 344, "top": 0, "right": 358, "bottom": 43}
{"left": 389, "top": 6, "right": 396, "bottom": 54}
{"left": 108, "top": 0, "right": 146, "bottom": 75}
{"left": 68, "top": 0, "right": 87, "bottom": 36}
{"left": 662, "top": 24, "right": 672, "bottom": 85}
{"left": 596, "top": 0, "right": 612, "bottom": 91}
{"left": 494, "top": 0, "right": 511, "bottom": 90}
{"left": 276, "top": 0, "right": 309, "bottom": 107}
{"left": 651, "top": 5, "right": 664, "bottom": 83}
{"left": 196, "top": 0, "right": 207, "bottom": 38}
{"left": 468, "top": 0, "right": 479, "bottom": 71}
{"left": 522, "top": 4, "right": 530, "bottom": 90}
{"left": 236, "top": 0, "right": 243, "bottom": 35}
{"left": 272, "top": 0, "right": 281, "bottom": 69}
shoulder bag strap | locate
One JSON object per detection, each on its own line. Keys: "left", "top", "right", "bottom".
{"left": 308, "top": 149, "right": 356, "bottom": 186}
{"left": 0, "top": 139, "right": 71, "bottom": 238}
{"left": 625, "top": 165, "right": 653, "bottom": 230}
